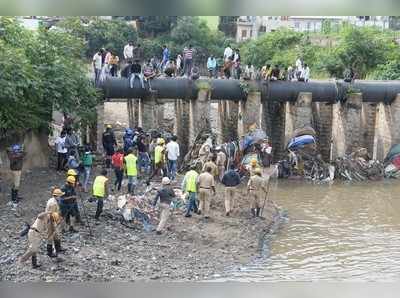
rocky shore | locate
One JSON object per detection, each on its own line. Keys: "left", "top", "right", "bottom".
{"left": 0, "top": 168, "right": 280, "bottom": 281}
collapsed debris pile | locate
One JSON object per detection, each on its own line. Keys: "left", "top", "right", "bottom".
{"left": 334, "top": 148, "right": 384, "bottom": 181}
{"left": 278, "top": 126, "right": 334, "bottom": 181}
{"left": 180, "top": 129, "right": 215, "bottom": 172}
{"left": 384, "top": 144, "right": 400, "bottom": 178}
{"left": 179, "top": 126, "right": 271, "bottom": 177}
{"left": 104, "top": 187, "right": 186, "bottom": 231}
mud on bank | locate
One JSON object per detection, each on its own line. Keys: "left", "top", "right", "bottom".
{"left": 0, "top": 168, "right": 280, "bottom": 281}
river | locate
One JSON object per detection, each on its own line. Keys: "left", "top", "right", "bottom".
{"left": 219, "top": 179, "right": 400, "bottom": 281}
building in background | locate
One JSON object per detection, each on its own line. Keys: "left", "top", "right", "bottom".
{"left": 235, "top": 16, "right": 391, "bottom": 42}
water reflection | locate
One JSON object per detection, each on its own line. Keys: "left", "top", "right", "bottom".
{"left": 221, "top": 179, "right": 400, "bottom": 281}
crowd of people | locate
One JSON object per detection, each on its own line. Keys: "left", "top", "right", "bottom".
{"left": 2, "top": 117, "right": 272, "bottom": 268}
{"left": 92, "top": 41, "right": 312, "bottom": 87}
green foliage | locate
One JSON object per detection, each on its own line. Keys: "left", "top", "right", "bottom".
{"left": 370, "top": 59, "right": 400, "bottom": 80}
{"left": 240, "top": 25, "right": 400, "bottom": 80}
{"left": 136, "top": 16, "right": 177, "bottom": 38}
{"left": 0, "top": 17, "right": 100, "bottom": 134}
{"left": 58, "top": 17, "right": 138, "bottom": 58}
{"left": 169, "top": 17, "right": 233, "bottom": 63}
{"left": 240, "top": 29, "right": 306, "bottom": 68}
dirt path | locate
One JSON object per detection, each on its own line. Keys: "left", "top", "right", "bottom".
{"left": 0, "top": 167, "right": 280, "bottom": 281}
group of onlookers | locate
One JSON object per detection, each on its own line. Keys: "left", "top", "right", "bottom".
{"left": 92, "top": 41, "right": 312, "bottom": 87}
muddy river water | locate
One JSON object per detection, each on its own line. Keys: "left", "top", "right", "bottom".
{"left": 221, "top": 179, "right": 400, "bottom": 281}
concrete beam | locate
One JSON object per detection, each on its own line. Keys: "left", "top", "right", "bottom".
{"left": 189, "top": 88, "right": 211, "bottom": 145}
{"left": 237, "top": 91, "right": 262, "bottom": 137}
{"left": 373, "top": 103, "right": 392, "bottom": 161}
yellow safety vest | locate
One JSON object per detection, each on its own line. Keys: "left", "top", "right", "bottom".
{"left": 124, "top": 153, "right": 138, "bottom": 176}
{"left": 93, "top": 175, "right": 108, "bottom": 197}
{"left": 185, "top": 170, "right": 198, "bottom": 193}
{"left": 154, "top": 145, "right": 164, "bottom": 164}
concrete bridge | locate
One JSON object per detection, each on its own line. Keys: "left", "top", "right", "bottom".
{"left": 98, "top": 78, "right": 400, "bottom": 162}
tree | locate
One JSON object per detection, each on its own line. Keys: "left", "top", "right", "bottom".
{"left": 321, "top": 26, "right": 396, "bottom": 78}
{"left": 58, "top": 17, "right": 138, "bottom": 58}
{"left": 135, "top": 16, "right": 177, "bottom": 38}
{"left": 169, "top": 16, "right": 233, "bottom": 63}
{"left": 0, "top": 17, "right": 100, "bottom": 137}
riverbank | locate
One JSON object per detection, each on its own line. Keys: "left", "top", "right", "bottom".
{"left": 0, "top": 167, "right": 279, "bottom": 281}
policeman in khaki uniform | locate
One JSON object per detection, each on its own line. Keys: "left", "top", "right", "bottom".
{"left": 215, "top": 147, "right": 227, "bottom": 181}
{"left": 202, "top": 156, "right": 218, "bottom": 178}
{"left": 247, "top": 168, "right": 268, "bottom": 218}
{"left": 92, "top": 169, "right": 109, "bottom": 221}
{"left": 196, "top": 166, "right": 216, "bottom": 219}
{"left": 19, "top": 212, "right": 62, "bottom": 269}
{"left": 45, "top": 188, "right": 66, "bottom": 257}
{"left": 248, "top": 158, "right": 261, "bottom": 177}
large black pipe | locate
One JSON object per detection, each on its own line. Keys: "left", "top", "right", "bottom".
{"left": 101, "top": 77, "right": 400, "bottom": 103}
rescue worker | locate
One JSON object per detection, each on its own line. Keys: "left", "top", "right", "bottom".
{"left": 19, "top": 212, "right": 62, "bottom": 269}
{"left": 60, "top": 176, "right": 79, "bottom": 233}
{"left": 215, "top": 146, "right": 227, "bottom": 182}
{"left": 92, "top": 169, "right": 109, "bottom": 221}
{"left": 6, "top": 144, "right": 25, "bottom": 203}
{"left": 123, "top": 128, "right": 135, "bottom": 154}
{"left": 112, "top": 148, "right": 124, "bottom": 192}
{"left": 147, "top": 138, "right": 166, "bottom": 183}
{"left": 248, "top": 158, "right": 261, "bottom": 177}
{"left": 202, "top": 156, "right": 218, "bottom": 178}
{"left": 198, "top": 142, "right": 211, "bottom": 166}
{"left": 247, "top": 168, "right": 268, "bottom": 218}
{"left": 182, "top": 164, "right": 199, "bottom": 217}
{"left": 196, "top": 166, "right": 216, "bottom": 219}
{"left": 153, "top": 177, "right": 176, "bottom": 235}
{"left": 102, "top": 124, "right": 117, "bottom": 168}
{"left": 66, "top": 169, "right": 82, "bottom": 224}
{"left": 45, "top": 188, "right": 66, "bottom": 256}
{"left": 221, "top": 164, "right": 241, "bottom": 216}
{"left": 124, "top": 148, "right": 138, "bottom": 194}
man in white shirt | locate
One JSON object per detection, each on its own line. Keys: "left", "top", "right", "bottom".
{"left": 223, "top": 45, "right": 233, "bottom": 62}
{"left": 166, "top": 136, "right": 180, "bottom": 181}
{"left": 300, "top": 64, "right": 310, "bottom": 82}
{"left": 123, "top": 42, "right": 134, "bottom": 61}
{"left": 55, "top": 131, "right": 68, "bottom": 172}
{"left": 92, "top": 50, "right": 103, "bottom": 86}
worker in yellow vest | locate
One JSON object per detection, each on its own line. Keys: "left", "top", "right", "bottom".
{"left": 92, "top": 169, "right": 109, "bottom": 221}
{"left": 182, "top": 164, "right": 199, "bottom": 217}
{"left": 147, "top": 138, "right": 166, "bottom": 184}
{"left": 124, "top": 148, "right": 138, "bottom": 194}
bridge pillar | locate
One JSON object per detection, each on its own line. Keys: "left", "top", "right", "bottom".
{"left": 174, "top": 99, "right": 190, "bottom": 158}
{"left": 189, "top": 88, "right": 211, "bottom": 145}
{"left": 373, "top": 103, "right": 392, "bottom": 161}
{"left": 216, "top": 101, "right": 226, "bottom": 144}
{"left": 391, "top": 94, "right": 400, "bottom": 144}
{"left": 127, "top": 98, "right": 140, "bottom": 129}
{"left": 331, "top": 93, "right": 363, "bottom": 160}
{"left": 345, "top": 93, "right": 363, "bottom": 153}
{"left": 139, "top": 91, "right": 158, "bottom": 130}
{"left": 96, "top": 102, "right": 105, "bottom": 153}
{"left": 284, "top": 92, "right": 313, "bottom": 145}
{"left": 237, "top": 91, "right": 262, "bottom": 137}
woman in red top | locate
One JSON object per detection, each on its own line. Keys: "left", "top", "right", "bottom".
{"left": 112, "top": 148, "right": 124, "bottom": 191}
